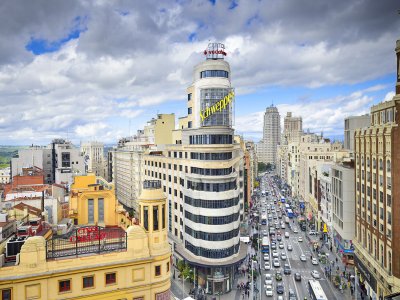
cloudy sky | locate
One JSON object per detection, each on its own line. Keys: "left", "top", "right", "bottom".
{"left": 0, "top": 0, "right": 399, "bottom": 145}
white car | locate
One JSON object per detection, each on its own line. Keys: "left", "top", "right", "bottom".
{"left": 264, "top": 255, "right": 270, "bottom": 261}
{"left": 285, "top": 232, "right": 290, "bottom": 238}
{"left": 265, "top": 274, "right": 273, "bottom": 285}
{"left": 281, "top": 224, "right": 285, "bottom": 229}
{"left": 281, "top": 253, "right": 287, "bottom": 260}
{"left": 300, "top": 254, "right": 307, "bottom": 261}
{"left": 277, "top": 296, "right": 284, "bottom": 300}
{"left": 298, "top": 236, "right": 303, "bottom": 242}
{"left": 293, "top": 227, "right": 298, "bottom": 233}
{"left": 312, "top": 257, "right": 318, "bottom": 265}
{"left": 279, "top": 242, "right": 284, "bottom": 249}
{"left": 272, "top": 251, "right": 279, "bottom": 258}
{"left": 287, "top": 244, "right": 293, "bottom": 251}
{"left": 264, "top": 262, "right": 271, "bottom": 270}
{"left": 273, "top": 258, "right": 280, "bottom": 268}
{"left": 311, "top": 270, "right": 320, "bottom": 279}
{"left": 265, "top": 284, "right": 273, "bottom": 297}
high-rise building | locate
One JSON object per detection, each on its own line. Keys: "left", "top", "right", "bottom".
{"left": 353, "top": 40, "right": 400, "bottom": 299}
{"left": 257, "top": 105, "right": 280, "bottom": 166}
{"left": 344, "top": 115, "right": 370, "bottom": 151}
{"left": 143, "top": 43, "right": 246, "bottom": 295}
{"left": 111, "top": 114, "right": 175, "bottom": 213}
{"left": 283, "top": 112, "right": 303, "bottom": 143}
{"left": 80, "top": 141, "right": 105, "bottom": 178}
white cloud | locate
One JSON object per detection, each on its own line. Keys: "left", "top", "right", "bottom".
{"left": 384, "top": 91, "right": 395, "bottom": 102}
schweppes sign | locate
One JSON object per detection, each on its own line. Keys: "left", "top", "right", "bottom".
{"left": 200, "top": 90, "right": 235, "bottom": 122}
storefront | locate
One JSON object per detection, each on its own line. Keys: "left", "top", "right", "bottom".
{"left": 355, "top": 255, "right": 377, "bottom": 300}
{"left": 334, "top": 234, "right": 354, "bottom": 265}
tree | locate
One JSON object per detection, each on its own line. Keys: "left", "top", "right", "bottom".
{"left": 258, "top": 162, "right": 267, "bottom": 173}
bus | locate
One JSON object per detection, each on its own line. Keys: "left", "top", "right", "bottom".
{"left": 287, "top": 209, "right": 294, "bottom": 218}
{"left": 261, "top": 214, "right": 267, "bottom": 225}
{"left": 307, "top": 280, "right": 328, "bottom": 300}
{"left": 261, "top": 237, "right": 270, "bottom": 253}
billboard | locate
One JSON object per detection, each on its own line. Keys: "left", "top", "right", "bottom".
{"left": 200, "top": 88, "right": 234, "bottom": 127}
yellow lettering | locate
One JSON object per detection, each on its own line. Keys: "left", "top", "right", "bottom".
{"left": 200, "top": 112, "right": 205, "bottom": 121}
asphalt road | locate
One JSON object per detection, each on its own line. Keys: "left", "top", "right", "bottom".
{"left": 256, "top": 173, "right": 346, "bottom": 300}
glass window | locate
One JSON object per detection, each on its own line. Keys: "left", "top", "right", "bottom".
{"left": 59, "top": 280, "right": 71, "bottom": 293}
{"left": 98, "top": 198, "right": 104, "bottom": 222}
{"left": 105, "top": 273, "right": 116, "bottom": 285}
{"left": 1, "top": 289, "right": 11, "bottom": 300}
{"left": 143, "top": 206, "right": 149, "bottom": 231}
{"left": 155, "top": 265, "right": 161, "bottom": 276}
{"left": 88, "top": 199, "right": 94, "bottom": 223}
{"left": 162, "top": 205, "right": 166, "bottom": 229}
{"left": 153, "top": 206, "right": 159, "bottom": 231}
{"left": 83, "top": 276, "right": 94, "bottom": 289}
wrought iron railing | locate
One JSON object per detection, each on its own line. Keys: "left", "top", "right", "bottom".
{"left": 46, "top": 226, "right": 127, "bottom": 259}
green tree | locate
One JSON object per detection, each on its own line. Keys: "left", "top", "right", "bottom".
{"left": 258, "top": 162, "right": 267, "bottom": 173}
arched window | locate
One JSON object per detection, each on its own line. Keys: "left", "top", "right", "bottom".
{"left": 379, "top": 159, "right": 383, "bottom": 171}
{"left": 373, "top": 158, "right": 376, "bottom": 169}
{"left": 387, "top": 160, "right": 391, "bottom": 172}
{"left": 367, "top": 157, "right": 370, "bottom": 168}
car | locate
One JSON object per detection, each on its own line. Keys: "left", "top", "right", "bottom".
{"left": 289, "top": 289, "right": 297, "bottom": 300}
{"left": 265, "top": 285, "right": 273, "bottom": 297}
{"left": 275, "top": 224, "right": 280, "bottom": 229}
{"left": 277, "top": 235, "right": 282, "bottom": 241}
{"left": 263, "top": 254, "right": 270, "bottom": 261}
{"left": 279, "top": 242, "right": 284, "bottom": 249}
{"left": 293, "top": 227, "right": 299, "bottom": 233}
{"left": 272, "top": 251, "right": 279, "bottom": 258}
{"left": 278, "top": 214, "right": 282, "bottom": 219}
{"left": 277, "top": 296, "right": 284, "bottom": 300}
{"left": 300, "top": 254, "right": 307, "bottom": 261}
{"left": 275, "top": 271, "right": 283, "bottom": 281}
{"left": 274, "top": 220, "right": 279, "bottom": 225}
{"left": 264, "top": 262, "right": 271, "bottom": 270}
{"left": 271, "top": 243, "right": 277, "bottom": 250}
{"left": 265, "top": 274, "right": 273, "bottom": 285}
{"left": 285, "top": 232, "right": 290, "bottom": 238}
{"left": 311, "top": 270, "right": 320, "bottom": 279}
{"left": 298, "top": 236, "right": 303, "bottom": 242}
{"left": 312, "top": 257, "right": 318, "bottom": 265}
{"left": 309, "top": 230, "right": 317, "bottom": 235}
{"left": 287, "top": 244, "right": 293, "bottom": 251}
{"left": 281, "top": 224, "right": 285, "bottom": 229}
{"left": 262, "top": 229, "right": 268, "bottom": 236}
{"left": 273, "top": 215, "right": 278, "bottom": 219}
{"left": 276, "top": 283, "right": 284, "bottom": 294}
{"left": 273, "top": 258, "right": 280, "bottom": 268}
{"left": 284, "top": 264, "right": 291, "bottom": 274}
{"left": 281, "top": 253, "right": 287, "bottom": 260}
{"left": 294, "top": 272, "right": 302, "bottom": 281}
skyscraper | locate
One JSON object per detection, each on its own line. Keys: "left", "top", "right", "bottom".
{"left": 143, "top": 43, "right": 246, "bottom": 294}
{"left": 283, "top": 112, "right": 302, "bottom": 143}
{"left": 257, "top": 105, "right": 281, "bottom": 166}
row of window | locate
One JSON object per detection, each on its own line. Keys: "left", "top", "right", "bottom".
{"left": 56, "top": 263, "right": 170, "bottom": 294}
{"left": 189, "top": 134, "right": 233, "bottom": 145}
{"left": 187, "top": 180, "right": 237, "bottom": 192}
{"left": 185, "top": 240, "right": 239, "bottom": 259}
{"left": 358, "top": 157, "right": 391, "bottom": 172}
{"left": 184, "top": 195, "right": 239, "bottom": 209}
{"left": 190, "top": 152, "right": 232, "bottom": 160}
{"left": 185, "top": 211, "right": 240, "bottom": 225}
{"left": 190, "top": 167, "right": 233, "bottom": 176}
{"left": 185, "top": 225, "right": 239, "bottom": 241}
{"left": 143, "top": 205, "right": 166, "bottom": 231}
{"left": 200, "top": 70, "right": 229, "bottom": 79}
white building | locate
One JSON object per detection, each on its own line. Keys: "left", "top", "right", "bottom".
{"left": 81, "top": 141, "right": 105, "bottom": 177}
{"left": 0, "top": 167, "right": 10, "bottom": 184}
{"left": 257, "top": 105, "right": 281, "bottom": 166}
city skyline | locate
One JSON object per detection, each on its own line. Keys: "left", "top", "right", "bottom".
{"left": 0, "top": 1, "right": 399, "bottom": 145}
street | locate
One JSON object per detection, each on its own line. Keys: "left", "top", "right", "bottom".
{"left": 255, "top": 173, "right": 353, "bottom": 300}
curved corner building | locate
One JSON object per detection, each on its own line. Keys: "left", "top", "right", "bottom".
{"left": 143, "top": 43, "right": 246, "bottom": 295}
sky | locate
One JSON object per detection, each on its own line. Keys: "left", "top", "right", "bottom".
{"left": 0, "top": 0, "right": 399, "bottom": 145}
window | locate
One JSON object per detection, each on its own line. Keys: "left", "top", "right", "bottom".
{"left": 200, "top": 70, "right": 229, "bottom": 78}
{"left": 153, "top": 206, "right": 159, "bottom": 231}
{"left": 143, "top": 206, "right": 149, "bottom": 231}
{"left": 105, "top": 273, "right": 116, "bottom": 285}
{"left": 98, "top": 198, "right": 104, "bottom": 222}
{"left": 88, "top": 199, "right": 94, "bottom": 223}
{"left": 155, "top": 265, "right": 161, "bottom": 276}
{"left": 1, "top": 289, "right": 11, "bottom": 300}
{"left": 188, "top": 121, "right": 192, "bottom": 128}
{"left": 61, "top": 152, "right": 71, "bottom": 167}
{"left": 188, "top": 107, "right": 192, "bottom": 115}
{"left": 387, "top": 160, "right": 391, "bottom": 172}
{"left": 188, "top": 93, "right": 192, "bottom": 101}
{"left": 59, "top": 279, "right": 71, "bottom": 293}
{"left": 162, "top": 204, "right": 166, "bottom": 229}
{"left": 83, "top": 276, "right": 94, "bottom": 289}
